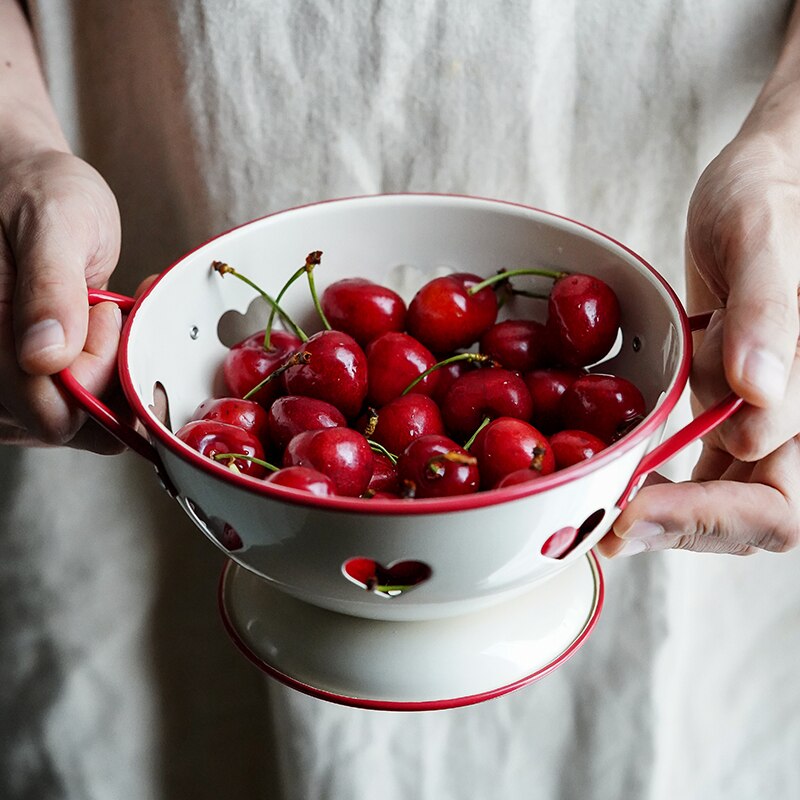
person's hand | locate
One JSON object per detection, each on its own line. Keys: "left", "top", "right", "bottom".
{"left": 0, "top": 149, "right": 124, "bottom": 452}
{"left": 598, "top": 131, "right": 800, "bottom": 557}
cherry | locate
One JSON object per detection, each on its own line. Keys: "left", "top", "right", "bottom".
{"left": 281, "top": 330, "right": 368, "bottom": 419}
{"left": 479, "top": 319, "right": 548, "bottom": 372}
{"left": 320, "top": 278, "right": 407, "bottom": 346}
{"left": 470, "top": 417, "right": 555, "bottom": 489}
{"left": 549, "top": 429, "right": 607, "bottom": 469}
{"left": 546, "top": 274, "right": 620, "bottom": 367}
{"left": 560, "top": 373, "right": 646, "bottom": 444}
{"left": 283, "top": 427, "right": 374, "bottom": 497}
{"left": 365, "top": 332, "right": 440, "bottom": 407}
{"left": 368, "top": 393, "right": 445, "bottom": 456}
{"left": 431, "top": 359, "right": 474, "bottom": 404}
{"left": 367, "top": 451, "right": 400, "bottom": 494}
{"left": 264, "top": 466, "right": 336, "bottom": 497}
{"left": 175, "top": 420, "right": 268, "bottom": 478}
{"left": 523, "top": 367, "right": 584, "bottom": 433}
{"left": 191, "top": 397, "right": 270, "bottom": 444}
{"left": 496, "top": 467, "right": 548, "bottom": 489}
{"left": 442, "top": 368, "right": 533, "bottom": 439}
{"left": 396, "top": 434, "right": 480, "bottom": 498}
{"left": 267, "top": 395, "right": 346, "bottom": 453}
{"left": 223, "top": 329, "right": 302, "bottom": 405}
{"left": 406, "top": 272, "right": 498, "bottom": 353}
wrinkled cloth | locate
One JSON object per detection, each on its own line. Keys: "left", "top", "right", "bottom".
{"left": 1, "top": 1, "right": 799, "bottom": 798}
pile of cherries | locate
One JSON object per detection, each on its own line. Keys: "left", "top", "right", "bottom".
{"left": 175, "top": 252, "right": 646, "bottom": 500}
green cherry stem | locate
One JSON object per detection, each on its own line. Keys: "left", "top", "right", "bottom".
{"left": 511, "top": 288, "right": 550, "bottom": 300}
{"left": 212, "top": 260, "right": 308, "bottom": 343}
{"left": 463, "top": 416, "right": 491, "bottom": 450}
{"left": 304, "top": 250, "right": 332, "bottom": 331}
{"left": 401, "top": 352, "right": 495, "bottom": 396}
{"left": 265, "top": 264, "right": 307, "bottom": 350}
{"left": 368, "top": 439, "right": 398, "bottom": 465}
{"left": 213, "top": 453, "right": 280, "bottom": 472}
{"left": 467, "top": 267, "right": 567, "bottom": 296}
{"left": 242, "top": 350, "right": 311, "bottom": 400}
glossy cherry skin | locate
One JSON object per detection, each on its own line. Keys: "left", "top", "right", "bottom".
{"left": 560, "top": 373, "right": 646, "bottom": 444}
{"left": 320, "top": 278, "right": 407, "bottom": 346}
{"left": 430, "top": 359, "right": 473, "bottom": 404}
{"left": 549, "top": 429, "right": 607, "bottom": 469}
{"left": 223, "top": 330, "right": 301, "bottom": 405}
{"left": 191, "top": 397, "right": 270, "bottom": 445}
{"left": 367, "top": 451, "right": 400, "bottom": 494}
{"left": 406, "top": 272, "right": 498, "bottom": 353}
{"left": 397, "top": 434, "right": 480, "bottom": 499}
{"left": 283, "top": 427, "right": 373, "bottom": 497}
{"left": 546, "top": 274, "right": 621, "bottom": 367}
{"left": 264, "top": 466, "right": 336, "bottom": 497}
{"left": 175, "top": 420, "right": 268, "bottom": 478}
{"left": 470, "top": 417, "right": 555, "bottom": 489}
{"left": 479, "top": 319, "right": 548, "bottom": 372}
{"left": 266, "top": 395, "right": 346, "bottom": 453}
{"left": 365, "top": 332, "right": 440, "bottom": 407}
{"left": 496, "top": 467, "right": 549, "bottom": 489}
{"left": 370, "top": 393, "right": 445, "bottom": 456}
{"left": 442, "top": 368, "right": 533, "bottom": 439}
{"left": 523, "top": 367, "right": 584, "bottom": 433}
{"left": 281, "top": 330, "right": 368, "bottom": 419}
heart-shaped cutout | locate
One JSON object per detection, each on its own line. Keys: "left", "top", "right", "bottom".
{"left": 342, "top": 557, "right": 432, "bottom": 598}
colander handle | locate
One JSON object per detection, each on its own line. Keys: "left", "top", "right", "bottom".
{"left": 57, "top": 290, "right": 174, "bottom": 490}
{"left": 616, "top": 311, "right": 743, "bottom": 509}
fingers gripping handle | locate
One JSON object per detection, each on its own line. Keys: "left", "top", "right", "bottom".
{"left": 57, "top": 290, "right": 175, "bottom": 492}
{"left": 616, "top": 310, "right": 743, "bottom": 510}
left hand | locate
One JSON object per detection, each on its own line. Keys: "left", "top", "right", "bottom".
{"left": 598, "top": 131, "right": 800, "bottom": 558}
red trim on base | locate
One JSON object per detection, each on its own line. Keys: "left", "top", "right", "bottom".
{"left": 217, "top": 551, "right": 605, "bottom": 712}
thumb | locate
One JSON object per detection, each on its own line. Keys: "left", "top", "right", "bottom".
{"left": 722, "top": 240, "right": 798, "bottom": 408}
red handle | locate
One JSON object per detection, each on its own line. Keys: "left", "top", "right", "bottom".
{"left": 616, "top": 310, "right": 742, "bottom": 509}
{"left": 57, "top": 290, "right": 173, "bottom": 487}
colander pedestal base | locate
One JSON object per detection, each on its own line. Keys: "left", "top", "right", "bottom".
{"left": 218, "top": 552, "right": 604, "bottom": 711}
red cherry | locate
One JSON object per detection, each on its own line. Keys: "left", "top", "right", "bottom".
{"left": 496, "top": 467, "right": 549, "bottom": 489}
{"left": 560, "top": 373, "right": 646, "bottom": 444}
{"left": 175, "top": 420, "right": 268, "bottom": 478}
{"left": 369, "top": 393, "right": 446, "bottom": 456}
{"left": 397, "top": 434, "right": 480, "bottom": 498}
{"left": 267, "top": 395, "right": 346, "bottom": 453}
{"left": 523, "top": 367, "right": 584, "bottom": 433}
{"left": 406, "top": 272, "right": 498, "bottom": 353}
{"left": 320, "top": 278, "right": 407, "bottom": 346}
{"left": 365, "top": 332, "right": 440, "bottom": 407}
{"left": 470, "top": 417, "right": 554, "bottom": 489}
{"left": 281, "top": 330, "right": 368, "bottom": 419}
{"left": 442, "top": 368, "right": 533, "bottom": 439}
{"left": 191, "top": 397, "right": 270, "bottom": 444}
{"left": 549, "top": 429, "right": 607, "bottom": 469}
{"left": 546, "top": 274, "right": 621, "bottom": 367}
{"left": 430, "top": 359, "right": 474, "bottom": 404}
{"left": 283, "top": 427, "right": 373, "bottom": 497}
{"left": 367, "top": 451, "right": 400, "bottom": 494}
{"left": 479, "top": 319, "right": 548, "bottom": 372}
{"left": 223, "top": 330, "right": 301, "bottom": 405}
{"left": 265, "top": 466, "right": 336, "bottom": 497}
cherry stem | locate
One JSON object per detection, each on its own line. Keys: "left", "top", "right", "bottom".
{"left": 212, "top": 260, "right": 308, "bottom": 343}
{"left": 367, "top": 439, "right": 398, "bottom": 465}
{"left": 401, "top": 352, "right": 495, "bottom": 396}
{"left": 213, "top": 453, "right": 279, "bottom": 472}
{"left": 511, "top": 288, "right": 549, "bottom": 301}
{"left": 467, "top": 267, "right": 567, "bottom": 296}
{"left": 242, "top": 350, "right": 311, "bottom": 400}
{"left": 529, "top": 445, "right": 547, "bottom": 473}
{"left": 426, "top": 450, "right": 478, "bottom": 478}
{"left": 463, "top": 416, "right": 491, "bottom": 450}
{"left": 265, "top": 264, "right": 307, "bottom": 350}
{"left": 362, "top": 408, "right": 379, "bottom": 437}
{"left": 304, "top": 250, "right": 332, "bottom": 331}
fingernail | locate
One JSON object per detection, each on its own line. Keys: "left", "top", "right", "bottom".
{"left": 619, "top": 520, "right": 665, "bottom": 540}
{"left": 742, "top": 348, "right": 787, "bottom": 404}
{"left": 20, "top": 319, "right": 66, "bottom": 361}
{"left": 614, "top": 539, "right": 648, "bottom": 557}
{"left": 113, "top": 305, "right": 122, "bottom": 330}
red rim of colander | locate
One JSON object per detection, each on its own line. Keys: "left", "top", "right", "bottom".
{"left": 217, "top": 550, "right": 605, "bottom": 712}
{"left": 119, "top": 194, "right": 692, "bottom": 516}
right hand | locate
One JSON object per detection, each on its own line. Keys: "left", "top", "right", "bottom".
{"left": 0, "top": 149, "right": 124, "bottom": 452}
